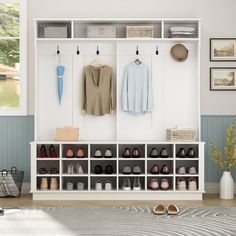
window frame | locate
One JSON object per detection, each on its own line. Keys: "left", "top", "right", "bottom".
{"left": 0, "top": 0, "right": 27, "bottom": 116}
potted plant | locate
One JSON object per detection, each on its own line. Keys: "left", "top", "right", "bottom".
{"left": 209, "top": 118, "right": 236, "bottom": 199}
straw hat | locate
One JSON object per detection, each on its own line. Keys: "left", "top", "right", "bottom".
{"left": 170, "top": 44, "right": 188, "bottom": 62}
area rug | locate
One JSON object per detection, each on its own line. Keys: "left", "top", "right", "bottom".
{"left": 0, "top": 206, "right": 236, "bottom": 236}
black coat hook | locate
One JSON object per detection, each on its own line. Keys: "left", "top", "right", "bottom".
{"left": 76, "top": 45, "right": 80, "bottom": 55}
{"left": 156, "top": 45, "right": 159, "bottom": 55}
{"left": 96, "top": 45, "right": 100, "bottom": 55}
{"left": 136, "top": 45, "right": 139, "bottom": 55}
{"left": 57, "top": 45, "right": 60, "bottom": 55}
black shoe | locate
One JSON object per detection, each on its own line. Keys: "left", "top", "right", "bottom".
{"left": 94, "top": 165, "right": 103, "bottom": 174}
{"left": 159, "top": 148, "right": 169, "bottom": 157}
{"left": 105, "top": 165, "right": 113, "bottom": 174}
{"left": 187, "top": 148, "right": 196, "bottom": 158}
{"left": 176, "top": 148, "right": 186, "bottom": 158}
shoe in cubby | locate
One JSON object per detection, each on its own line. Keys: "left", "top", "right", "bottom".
{"left": 176, "top": 177, "right": 187, "bottom": 191}
{"left": 177, "top": 166, "right": 186, "bottom": 175}
{"left": 119, "top": 144, "right": 145, "bottom": 158}
{"left": 63, "top": 177, "right": 88, "bottom": 191}
{"left": 150, "top": 165, "right": 160, "bottom": 174}
{"left": 62, "top": 144, "right": 88, "bottom": 158}
{"left": 147, "top": 144, "right": 173, "bottom": 158}
{"left": 40, "top": 177, "right": 48, "bottom": 190}
{"left": 188, "top": 177, "right": 198, "bottom": 191}
{"left": 50, "top": 177, "right": 59, "bottom": 190}
{"left": 176, "top": 144, "right": 198, "bottom": 159}
{"left": 91, "top": 144, "right": 116, "bottom": 158}
{"left": 149, "top": 148, "right": 159, "bottom": 158}
{"left": 149, "top": 178, "right": 159, "bottom": 190}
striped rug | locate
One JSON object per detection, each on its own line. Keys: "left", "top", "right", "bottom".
{"left": 0, "top": 206, "right": 236, "bottom": 235}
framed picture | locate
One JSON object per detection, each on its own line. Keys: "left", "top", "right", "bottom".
{"left": 210, "top": 38, "right": 236, "bottom": 61}
{"left": 210, "top": 67, "right": 236, "bottom": 91}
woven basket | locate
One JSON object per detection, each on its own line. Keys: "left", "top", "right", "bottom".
{"left": 126, "top": 26, "right": 154, "bottom": 38}
{"left": 166, "top": 128, "right": 197, "bottom": 141}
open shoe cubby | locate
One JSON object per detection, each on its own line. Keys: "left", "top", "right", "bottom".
{"left": 31, "top": 142, "right": 204, "bottom": 199}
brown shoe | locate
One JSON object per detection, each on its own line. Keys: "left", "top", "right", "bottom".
{"left": 153, "top": 204, "right": 165, "bottom": 215}
{"left": 132, "top": 148, "right": 140, "bottom": 158}
{"left": 77, "top": 148, "right": 85, "bottom": 158}
{"left": 66, "top": 148, "right": 74, "bottom": 158}
{"left": 150, "top": 165, "right": 160, "bottom": 174}
{"left": 167, "top": 204, "right": 179, "bottom": 215}
{"left": 122, "top": 148, "right": 131, "bottom": 158}
{"left": 161, "top": 165, "right": 170, "bottom": 174}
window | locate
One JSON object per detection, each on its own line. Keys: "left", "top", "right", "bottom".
{"left": 0, "top": 0, "right": 27, "bottom": 115}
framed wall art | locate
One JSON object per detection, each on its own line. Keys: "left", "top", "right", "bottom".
{"left": 210, "top": 67, "right": 236, "bottom": 91}
{"left": 210, "top": 38, "right": 236, "bottom": 61}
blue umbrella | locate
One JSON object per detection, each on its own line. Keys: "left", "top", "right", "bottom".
{"left": 57, "top": 65, "right": 65, "bottom": 105}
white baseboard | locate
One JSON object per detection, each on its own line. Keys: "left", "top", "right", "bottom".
{"left": 22, "top": 182, "right": 236, "bottom": 195}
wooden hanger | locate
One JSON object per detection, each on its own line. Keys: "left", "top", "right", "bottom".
{"left": 90, "top": 58, "right": 105, "bottom": 67}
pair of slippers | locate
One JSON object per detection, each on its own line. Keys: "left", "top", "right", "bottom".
{"left": 153, "top": 204, "right": 179, "bottom": 215}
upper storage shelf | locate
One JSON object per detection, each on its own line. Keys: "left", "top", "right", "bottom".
{"left": 35, "top": 18, "right": 200, "bottom": 41}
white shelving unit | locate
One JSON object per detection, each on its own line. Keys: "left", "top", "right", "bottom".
{"left": 31, "top": 18, "right": 204, "bottom": 200}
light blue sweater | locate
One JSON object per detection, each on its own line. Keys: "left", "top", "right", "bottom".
{"left": 122, "top": 62, "right": 152, "bottom": 114}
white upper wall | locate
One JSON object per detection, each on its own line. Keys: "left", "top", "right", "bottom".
{"left": 27, "top": 0, "right": 236, "bottom": 115}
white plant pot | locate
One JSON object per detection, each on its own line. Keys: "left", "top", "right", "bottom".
{"left": 220, "top": 171, "right": 234, "bottom": 200}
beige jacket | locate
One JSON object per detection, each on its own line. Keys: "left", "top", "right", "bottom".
{"left": 82, "top": 65, "right": 116, "bottom": 116}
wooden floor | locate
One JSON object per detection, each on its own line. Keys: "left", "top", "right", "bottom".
{"left": 0, "top": 194, "right": 236, "bottom": 208}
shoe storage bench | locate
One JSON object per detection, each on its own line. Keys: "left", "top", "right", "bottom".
{"left": 32, "top": 18, "right": 204, "bottom": 200}
{"left": 31, "top": 141, "right": 204, "bottom": 200}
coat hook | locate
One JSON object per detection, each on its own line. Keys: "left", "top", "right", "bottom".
{"left": 156, "top": 45, "right": 159, "bottom": 55}
{"left": 96, "top": 45, "right": 100, "bottom": 55}
{"left": 57, "top": 45, "right": 60, "bottom": 55}
{"left": 76, "top": 45, "right": 80, "bottom": 55}
{"left": 136, "top": 45, "right": 139, "bottom": 55}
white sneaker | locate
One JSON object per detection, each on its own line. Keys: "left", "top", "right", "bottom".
{"left": 95, "top": 181, "right": 102, "bottom": 191}
{"left": 177, "top": 166, "right": 186, "bottom": 175}
{"left": 67, "top": 162, "right": 74, "bottom": 174}
{"left": 75, "top": 163, "right": 84, "bottom": 174}
{"left": 188, "top": 167, "right": 197, "bottom": 175}
{"left": 177, "top": 177, "right": 186, "bottom": 191}
{"left": 188, "top": 178, "right": 197, "bottom": 191}
{"left": 105, "top": 181, "right": 113, "bottom": 191}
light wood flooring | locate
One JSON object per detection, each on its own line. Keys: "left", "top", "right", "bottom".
{"left": 1, "top": 194, "right": 236, "bottom": 208}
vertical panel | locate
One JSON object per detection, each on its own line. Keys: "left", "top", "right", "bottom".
{"left": 201, "top": 115, "right": 235, "bottom": 183}
{"left": 0, "top": 116, "right": 34, "bottom": 182}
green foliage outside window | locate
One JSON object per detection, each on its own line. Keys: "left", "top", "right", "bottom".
{"left": 0, "top": 3, "right": 19, "bottom": 67}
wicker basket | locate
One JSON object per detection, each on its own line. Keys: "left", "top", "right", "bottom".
{"left": 87, "top": 25, "right": 116, "bottom": 38}
{"left": 166, "top": 128, "right": 197, "bottom": 141}
{"left": 126, "top": 26, "right": 154, "bottom": 38}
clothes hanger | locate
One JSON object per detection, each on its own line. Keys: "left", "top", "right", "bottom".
{"left": 90, "top": 58, "right": 105, "bottom": 67}
{"left": 134, "top": 45, "right": 142, "bottom": 65}
{"left": 90, "top": 45, "right": 105, "bottom": 67}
